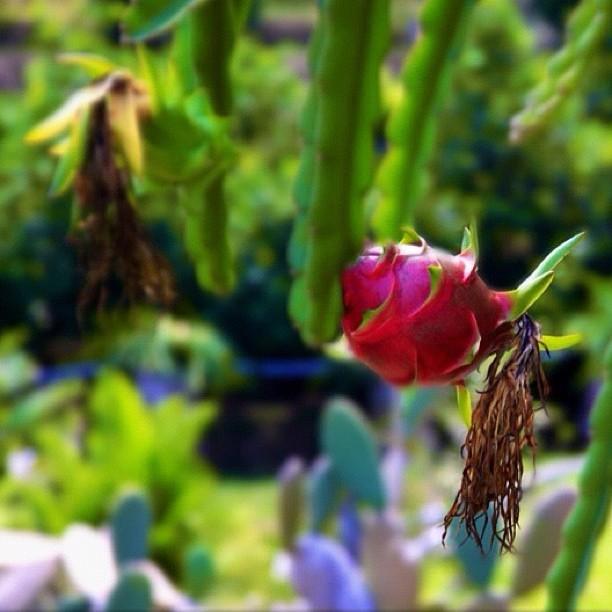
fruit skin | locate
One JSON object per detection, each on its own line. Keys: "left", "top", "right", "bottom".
{"left": 341, "top": 238, "right": 511, "bottom": 386}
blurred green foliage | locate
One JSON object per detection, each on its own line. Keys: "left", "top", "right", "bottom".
{"left": 0, "top": 368, "right": 217, "bottom": 574}
{"left": 77, "top": 311, "right": 236, "bottom": 393}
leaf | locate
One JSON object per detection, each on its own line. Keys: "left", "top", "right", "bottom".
{"left": 4, "top": 380, "right": 83, "bottom": 432}
{"left": 171, "top": 15, "right": 198, "bottom": 93}
{"left": 58, "top": 53, "right": 117, "bottom": 78}
{"left": 87, "top": 370, "right": 154, "bottom": 484}
{"left": 136, "top": 46, "right": 161, "bottom": 113}
{"left": 110, "top": 87, "right": 144, "bottom": 175}
{"left": 540, "top": 333, "right": 582, "bottom": 351}
{"left": 525, "top": 232, "right": 585, "bottom": 281}
{"left": 461, "top": 220, "right": 479, "bottom": 257}
{"left": 456, "top": 384, "right": 472, "bottom": 427}
{"left": 123, "top": 0, "right": 206, "bottom": 43}
{"left": 49, "top": 108, "right": 90, "bottom": 196}
{"left": 506, "top": 232, "right": 584, "bottom": 318}
{"left": 321, "top": 398, "right": 386, "bottom": 510}
{"left": 426, "top": 263, "right": 443, "bottom": 302}
{"left": 506, "top": 271, "right": 555, "bottom": 319}
{"left": 49, "top": 137, "right": 71, "bottom": 157}
{"left": 25, "top": 78, "right": 112, "bottom": 144}
{"left": 400, "top": 226, "right": 422, "bottom": 246}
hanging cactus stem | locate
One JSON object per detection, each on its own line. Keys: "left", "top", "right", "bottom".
{"left": 546, "top": 343, "right": 612, "bottom": 610}
{"left": 289, "top": 0, "right": 391, "bottom": 344}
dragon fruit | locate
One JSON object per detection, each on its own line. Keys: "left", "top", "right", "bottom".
{"left": 341, "top": 233, "right": 511, "bottom": 386}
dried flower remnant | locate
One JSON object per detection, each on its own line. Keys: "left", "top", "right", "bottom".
{"left": 26, "top": 68, "right": 175, "bottom": 314}
{"left": 73, "top": 97, "right": 175, "bottom": 314}
{"left": 442, "top": 314, "right": 548, "bottom": 553}
{"left": 341, "top": 229, "right": 584, "bottom": 552}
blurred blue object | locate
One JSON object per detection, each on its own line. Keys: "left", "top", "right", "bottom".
{"left": 134, "top": 371, "right": 186, "bottom": 405}
{"left": 236, "top": 357, "right": 330, "bottom": 378}
{"left": 339, "top": 497, "right": 362, "bottom": 562}
{"left": 36, "top": 362, "right": 99, "bottom": 385}
{"left": 291, "top": 534, "right": 374, "bottom": 611}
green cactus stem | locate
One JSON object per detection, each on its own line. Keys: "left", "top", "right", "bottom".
{"left": 190, "top": 0, "right": 251, "bottom": 293}
{"left": 374, "top": 0, "right": 476, "bottom": 238}
{"left": 545, "top": 341, "right": 612, "bottom": 610}
{"left": 110, "top": 490, "right": 152, "bottom": 567}
{"left": 183, "top": 544, "right": 215, "bottom": 600}
{"left": 321, "top": 398, "right": 386, "bottom": 510}
{"left": 510, "top": 0, "right": 612, "bottom": 143}
{"left": 106, "top": 571, "right": 152, "bottom": 612}
{"left": 289, "top": 0, "right": 391, "bottom": 344}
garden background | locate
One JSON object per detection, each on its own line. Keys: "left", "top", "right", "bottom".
{"left": 0, "top": 0, "right": 610, "bottom": 610}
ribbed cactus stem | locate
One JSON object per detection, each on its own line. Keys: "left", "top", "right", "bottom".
{"left": 289, "top": 0, "right": 391, "bottom": 344}
{"left": 545, "top": 342, "right": 612, "bottom": 610}
{"left": 374, "top": 0, "right": 476, "bottom": 238}
{"left": 189, "top": 0, "right": 250, "bottom": 293}
{"left": 510, "top": 0, "right": 612, "bottom": 143}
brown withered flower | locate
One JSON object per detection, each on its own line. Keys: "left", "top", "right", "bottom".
{"left": 26, "top": 69, "right": 174, "bottom": 314}
{"left": 72, "top": 92, "right": 174, "bottom": 314}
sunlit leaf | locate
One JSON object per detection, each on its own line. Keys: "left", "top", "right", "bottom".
{"left": 540, "top": 333, "right": 582, "bottom": 351}
{"left": 25, "top": 79, "right": 112, "bottom": 144}
{"left": 49, "top": 108, "right": 90, "bottom": 196}
{"left": 460, "top": 219, "right": 479, "bottom": 257}
{"left": 507, "top": 271, "right": 554, "bottom": 319}
{"left": 49, "top": 136, "right": 70, "bottom": 157}
{"left": 136, "top": 45, "right": 161, "bottom": 113}
{"left": 526, "top": 232, "right": 585, "bottom": 281}
{"left": 110, "top": 87, "right": 144, "bottom": 175}
{"left": 58, "top": 53, "right": 117, "bottom": 78}
{"left": 123, "top": 0, "right": 207, "bottom": 43}
{"left": 506, "top": 232, "right": 585, "bottom": 318}
{"left": 456, "top": 384, "right": 472, "bottom": 427}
